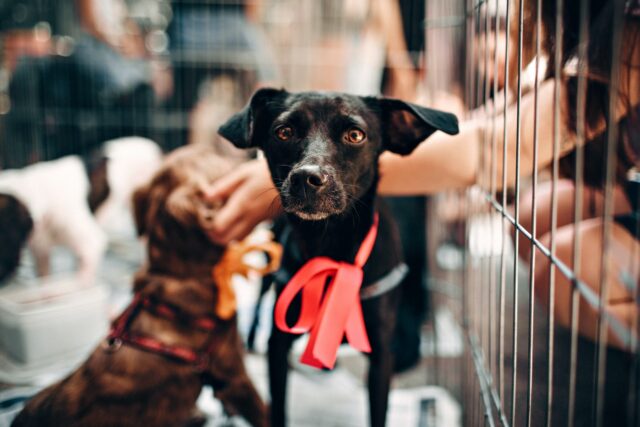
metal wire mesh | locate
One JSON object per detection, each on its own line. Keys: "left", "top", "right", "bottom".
{"left": 0, "top": 0, "right": 275, "bottom": 166}
{"left": 0, "top": 1, "right": 637, "bottom": 426}
{"left": 0, "top": 0, "right": 424, "bottom": 164}
{"left": 425, "top": 0, "right": 640, "bottom": 425}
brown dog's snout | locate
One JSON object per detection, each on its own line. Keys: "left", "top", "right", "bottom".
{"left": 290, "top": 166, "right": 329, "bottom": 191}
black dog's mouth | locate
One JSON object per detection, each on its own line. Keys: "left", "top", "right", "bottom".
{"left": 279, "top": 179, "right": 348, "bottom": 221}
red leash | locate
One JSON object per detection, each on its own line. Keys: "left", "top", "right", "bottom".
{"left": 274, "top": 214, "right": 379, "bottom": 369}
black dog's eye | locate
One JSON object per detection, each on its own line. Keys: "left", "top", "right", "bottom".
{"left": 275, "top": 125, "right": 294, "bottom": 141}
{"left": 345, "top": 127, "right": 366, "bottom": 144}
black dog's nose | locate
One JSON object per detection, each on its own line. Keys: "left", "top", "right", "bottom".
{"left": 305, "top": 172, "right": 328, "bottom": 188}
{"left": 291, "top": 167, "right": 329, "bottom": 190}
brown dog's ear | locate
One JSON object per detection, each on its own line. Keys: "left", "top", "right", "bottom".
{"left": 218, "top": 87, "right": 287, "bottom": 148}
{"left": 132, "top": 184, "right": 150, "bottom": 236}
{"left": 370, "top": 98, "right": 459, "bottom": 155}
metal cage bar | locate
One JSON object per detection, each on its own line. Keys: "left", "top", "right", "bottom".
{"left": 425, "top": 0, "right": 638, "bottom": 426}
{"left": 1, "top": 1, "right": 637, "bottom": 426}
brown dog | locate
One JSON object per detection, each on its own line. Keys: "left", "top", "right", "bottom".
{"left": 12, "top": 146, "right": 268, "bottom": 427}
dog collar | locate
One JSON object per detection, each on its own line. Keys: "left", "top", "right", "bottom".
{"left": 273, "top": 214, "right": 379, "bottom": 370}
{"left": 360, "top": 262, "right": 408, "bottom": 300}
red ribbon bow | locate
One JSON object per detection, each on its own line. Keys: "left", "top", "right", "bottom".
{"left": 273, "top": 214, "right": 379, "bottom": 369}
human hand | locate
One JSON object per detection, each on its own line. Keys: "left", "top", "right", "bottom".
{"left": 205, "top": 158, "right": 282, "bottom": 245}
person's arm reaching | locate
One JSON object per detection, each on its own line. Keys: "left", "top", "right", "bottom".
{"left": 378, "top": 79, "right": 572, "bottom": 195}
{"left": 378, "top": 119, "right": 480, "bottom": 195}
{"left": 205, "top": 79, "right": 570, "bottom": 243}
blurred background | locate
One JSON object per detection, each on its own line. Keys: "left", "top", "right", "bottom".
{"left": 0, "top": 0, "right": 637, "bottom": 426}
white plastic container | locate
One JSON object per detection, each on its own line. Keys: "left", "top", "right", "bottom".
{"left": 0, "top": 276, "right": 109, "bottom": 366}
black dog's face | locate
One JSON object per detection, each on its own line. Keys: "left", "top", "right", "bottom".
{"left": 219, "top": 89, "right": 458, "bottom": 221}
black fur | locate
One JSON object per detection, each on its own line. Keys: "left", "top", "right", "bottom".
{"left": 0, "top": 194, "right": 33, "bottom": 284}
{"left": 219, "top": 89, "right": 458, "bottom": 427}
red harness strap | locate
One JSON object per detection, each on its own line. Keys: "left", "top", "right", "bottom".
{"left": 273, "top": 214, "right": 379, "bottom": 370}
{"left": 140, "top": 298, "right": 217, "bottom": 331}
{"left": 105, "top": 242, "right": 282, "bottom": 370}
{"left": 106, "top": 294, "right": 217, "bottom": 370}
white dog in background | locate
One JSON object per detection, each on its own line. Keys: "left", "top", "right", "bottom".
{"left": 0, "top": 137, "right": 163, "bottom": 284}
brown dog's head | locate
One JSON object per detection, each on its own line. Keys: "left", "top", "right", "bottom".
{"left": 133, "top": 145, "right": 233, "bottom": 272}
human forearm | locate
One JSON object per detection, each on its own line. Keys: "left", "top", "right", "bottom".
{"left": 378, "top": 79, "right": 568, "bottom": 196}
{"left": 378, "top": 120, "right": 481, "bottom": 195}
{"left": 487, "top": 79, "right": 569, "bottom": 189}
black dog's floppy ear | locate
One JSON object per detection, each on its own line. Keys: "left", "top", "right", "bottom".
{"left": 374, "top": 98, "right": 459, "bottom": 155}
{"left": 218, "top": 87, "right": 286, "bottom": 148}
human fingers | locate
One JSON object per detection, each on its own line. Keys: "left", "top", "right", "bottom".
{"left": 205, "top": 162, "right": 254, "bottom": 202}
{"left": 207, "top": 191, "right": 280, "bottom": 244}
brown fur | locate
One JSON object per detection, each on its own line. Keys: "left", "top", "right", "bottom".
{"left": 12, "top": 146, "right": 267, "bottom": 427}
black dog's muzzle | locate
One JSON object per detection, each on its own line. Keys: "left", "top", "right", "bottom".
{"left": 289, "top": 165, "right": 329, "bottom": 192}
{"left": 282, "top": 164, "right": 347, "bottom": 220}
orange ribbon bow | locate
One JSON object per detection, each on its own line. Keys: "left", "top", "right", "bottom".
{"left": 213, "top": 238, "right": 283, "bottom": 320}
{"left": 273, "top": 214, "right": 379, "bottom": 369}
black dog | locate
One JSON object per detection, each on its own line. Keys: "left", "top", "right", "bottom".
{"left": 219, "top": 89, "right": 458, "bottom": 427}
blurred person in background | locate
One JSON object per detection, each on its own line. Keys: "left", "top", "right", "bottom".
{"left": 166, "top": 0, "right": 279, "bottom": 152}
{"left": 519, "top": 0, "right": 639, "bottom": 423}
{"left": 379, "top": 6, "right": 639, "bottom": 425}
{"left": 379, "top": 0, "right": 429, "bottom": 373}
{"left": 0, "top": 0, "right": 156, "bottom": 168}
